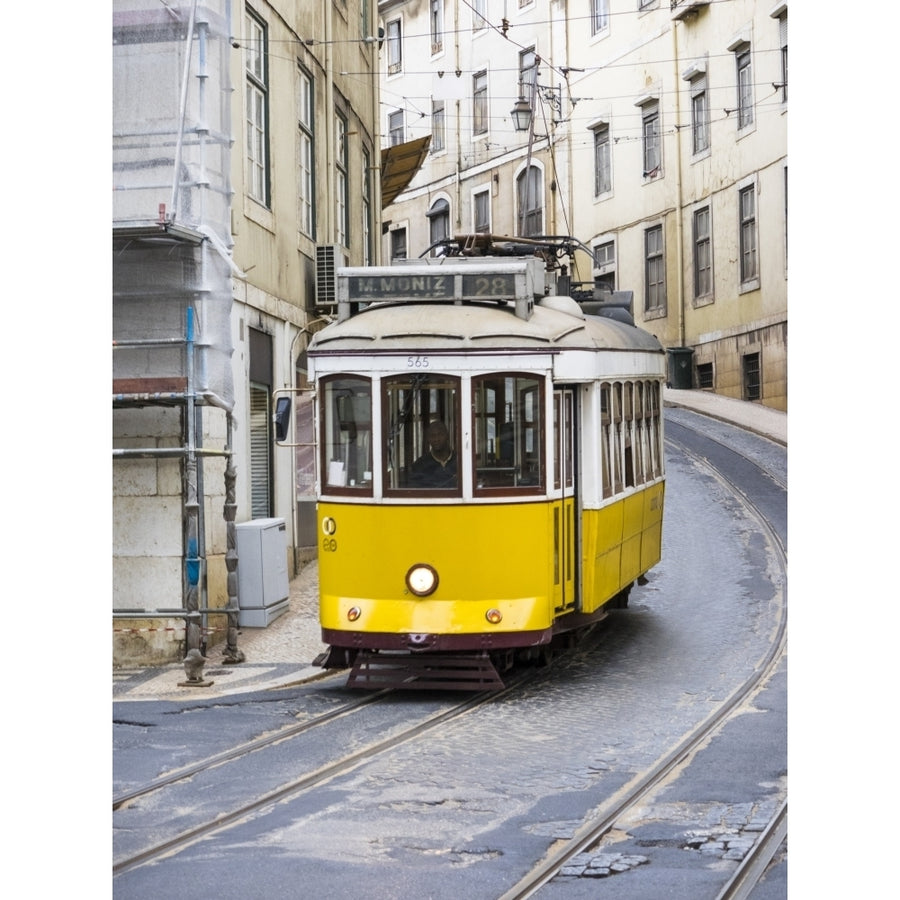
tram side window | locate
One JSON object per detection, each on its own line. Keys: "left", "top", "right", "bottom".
{"left": 473, "top": 374, "right": 544, "bottom": 493}
{"left": 623, "top": 382, "right": 635, "bottom": 488}
{"left": 320, "top": 375, "right": 373, "bottom": 493}
{"left": 646, "top": 380, "right": 662, "bottom": 478}
{"left": 600, "top": 379, "right": 663, "bottom": 498}
{"left": 383, "top": 374, "right": 460, "bottom": 493}
{"left": 600, "top": 384, "right": 612, "bottom": 499}
{"left": 633, "top": 381, "right": 646, "bottom": 485}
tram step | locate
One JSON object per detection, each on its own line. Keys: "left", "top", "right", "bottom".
{"left": 346, "top": 651, "right": 505, "bottom": 691}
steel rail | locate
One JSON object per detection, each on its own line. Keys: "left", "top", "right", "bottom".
{"left": 715, "top": 799, "right": 787, "bottom": 900}
{"left": 498, "top": 433, "right": 787, "bottom": 899}
{"left": 113, "top": 680, "right": 385, "bottom": 811}
{"left": 114, "top": 672, "right": 539, "bottom": 876}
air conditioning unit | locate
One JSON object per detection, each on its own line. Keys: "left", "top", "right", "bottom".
{"left": 315, "top": 244, "right": 346, "bottom": 312}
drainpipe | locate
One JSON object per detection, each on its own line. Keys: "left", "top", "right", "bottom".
{"left": 324, "top": 2, "right": 335, "bottom": 241}
{"left": 671, "top": 22, "right": 686, "bottom": 348}
{"left": 370, "top": 8, "right": 382, "bottom": 263}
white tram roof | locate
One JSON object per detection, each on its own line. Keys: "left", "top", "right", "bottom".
{"left": 308, "top": 295, "right": 664, "bottom": 356}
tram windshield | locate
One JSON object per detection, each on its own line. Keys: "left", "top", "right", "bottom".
{"left": 384, "top": 374, "right": 460, "bottom": 493}
{"left": 472, "top": 374, "right": 543, "bottom": 491}
{"left": 321, "top": 375, "right": 373, "bottom": 491}
{"left": 319, "top": 371, "right": 548, "bottom": 497}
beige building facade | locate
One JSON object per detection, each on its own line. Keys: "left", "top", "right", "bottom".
{"left": 378, "top": 0, "right": 787, "bottom": 410}
{"left": 113, "top": 0, "right": 382, "bottom": 665}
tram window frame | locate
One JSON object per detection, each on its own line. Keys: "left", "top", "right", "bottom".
{"left": 633, "top": 381, "right": 646, "bottom": 485}
{"left": 612, "top": 382, "right": 624, "bottom": 493}
{"left": 472, "top": 373, "right": 545, "bottom": 496}
{"left": 319, "top": 375, "right": 374, "bottom": 496}
{"left": 382, "top": 373, "right": 461, "bottom": 497}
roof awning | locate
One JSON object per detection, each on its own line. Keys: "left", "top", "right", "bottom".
{"left": 381, "top": 135, "right": 432, "bottom": 207}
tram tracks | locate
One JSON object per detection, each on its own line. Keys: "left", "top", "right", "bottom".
{"left": 113, "top": 414, "right": 788, "bottom": 898}
{"left": 113, "top": 671, "right": 541, "bottom": 876}
{"left": 112, "top": 686, "right": 387, "bottom": 812}
{"left": 499, "top": 428, "right": 788, "bottom": 898}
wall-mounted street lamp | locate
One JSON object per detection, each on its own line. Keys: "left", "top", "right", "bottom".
{"left": 510, "top": 83, "right": 563, "bottom": 133}
{"left": 510, "top": 96, "right": 533, "bottom": 132}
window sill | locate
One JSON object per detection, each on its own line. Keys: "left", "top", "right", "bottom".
{"left": 243, "top": 198, "right": 274, "bottom": 234}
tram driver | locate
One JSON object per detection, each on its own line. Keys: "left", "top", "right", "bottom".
{"left": 410, "top": 421, "right": 458, "bottom": 488}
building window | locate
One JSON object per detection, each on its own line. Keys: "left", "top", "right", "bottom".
{"left": 591, "top": 0, "right": 609, "bottom": 35}
{"left": 776, "top": 12, "right": 787, "bottom": 102}
{"left": 735, "top": 45, "right": 754, "bottom": 129}
{"left": 298, "top": 67, "right": 314, "bottom": 238}
{"left": 472, "top": 0, "right": 487, "bottom": 32}
{"left": 692, "top": 206, "right": 713, "bottom": 299}
{"left": 359, "top": 0, "right": 370, "bottom": 39}
{"left": 644, "top": 225, "right": 666, "bottom": 312}
{"left": 427, "top": 198, "right": 450, "bottom": 252}
{"left": 245, "top": 10, "right": 269, "bottom": 206}
{"left": 742, "top": 352, "right": 761, "bottom": 401}
{"left": 516, "top": 165, "right": 543, "bottom": 236}
{"left": 474, "top": 189, "right": 490, "bottom": 233}
{"left": 389, "top": 109, "right": 404, "bottom": 146}
{"left": 519, "top": 48, "right": 536, "bottom": 106}
{"left": 386, "top": 18, "right": 402, "bottom": 75}
{"left": 593, "top": 240, "right": 616, "bottom": 292}
{"left": 432, "top": 99, "right": 445, "bottom": 152}
{"left": 390, "top": 227, "right": 407, "bottom": 260}
{"left": 473, "top": 70, "right": 488, "bottom": 135}
{"left": 335, "top": 111, "right": 349, "bottom": 247}
{"left": 641, "top": 101, "right": 660, "bottom": 177}
{"left": 690, "top": 74, "right": 710, "bottom": 155}
{"left": 739, "top": 184, "right": 758, "bottom": 285}
{"left": 697, "top": 362, "right": 714, "bottom": 390}
{"left": 430, "top": 0, "right": 443, "bottom": 54}
{"left": 593, "top": 125, "right": 611, "bottom": 196}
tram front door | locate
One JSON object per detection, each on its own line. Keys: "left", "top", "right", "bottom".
{"left": 552, "top": 387, "right": 578, "bottom": 613}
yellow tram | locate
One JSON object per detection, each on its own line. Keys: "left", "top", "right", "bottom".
{"left": 308, "top": 237, "right": 665, "bottom": 689}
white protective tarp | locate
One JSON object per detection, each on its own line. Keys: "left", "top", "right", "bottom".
{"left": 113, "top": 1, "right": 234, "bottom": 408}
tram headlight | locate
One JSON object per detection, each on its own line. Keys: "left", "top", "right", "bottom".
{"left": 485, "top": 608, "right": 503, "bottom": 625}
{"left": 406, "top": 563, "right": 439, "bottom": 597}
{"left": 346, "top": 606, "right": 362, "bottom": 622}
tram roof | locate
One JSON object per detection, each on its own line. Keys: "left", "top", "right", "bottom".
{"left": 307, "top": 296, "right": 664, "bottom": 356}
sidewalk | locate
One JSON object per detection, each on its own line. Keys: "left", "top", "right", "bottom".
{"left": 663, "top": 387, "right": 786, "bottom": 446}
{"left": 113, "top": 559, "right": 329, "bottom": 702}
{"left": 113, "top": 390, "right": 786, "bottom": 701}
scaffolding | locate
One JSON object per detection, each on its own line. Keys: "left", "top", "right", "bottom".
{"left": 112, "top": 1, "right": 242, "bottom": 663}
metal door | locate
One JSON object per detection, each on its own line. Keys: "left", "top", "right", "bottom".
{"left": 552, "top": 387, "right": 578, "bottom": 612}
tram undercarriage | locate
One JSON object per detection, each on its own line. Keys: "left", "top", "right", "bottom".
{"left": 315, "top": 588, "right": 630, "bottom": 691}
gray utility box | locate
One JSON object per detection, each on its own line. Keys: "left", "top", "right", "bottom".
{"left": 236, "top": 518, "right": 290, "bottom": 627}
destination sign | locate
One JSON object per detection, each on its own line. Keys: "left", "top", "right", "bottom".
{"left": 336, "top": 263, "right": 537, "bottom": 322}
{"left": 347, "top": 274, "right": 455, "bottom": 299}
{"left": 346, "top": 271, "right": 519, "bottom": 302}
